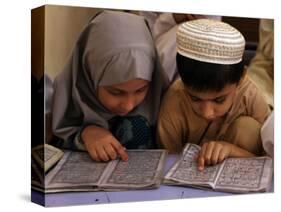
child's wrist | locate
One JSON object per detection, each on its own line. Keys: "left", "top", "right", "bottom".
{"left": 228, "top": 143, "right": 235, "bottom": 157}
{"left": 72, "top": 127, "right": 87, "bottom": 151}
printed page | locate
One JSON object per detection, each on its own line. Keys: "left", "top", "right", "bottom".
{"left": 164, "top": 143, "right": 222, "bottom": 188}
{"left": 45, "top": 151, "right": 109, "bottom": 192}
{"left": 31, "top": 158, "right": 44, "bottom": 189}
{"left": 32, "top": 144, "right": 64, "bottom": 172}
{"left": 214, "top": 157, "right": 273, "bottom": 193}
{"left": 99, "top": 150, "right": 167, "bottom": 189}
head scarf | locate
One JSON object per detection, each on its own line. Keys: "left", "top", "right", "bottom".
{"left": 52, "top": 10, "right": 169, "bottom": 141}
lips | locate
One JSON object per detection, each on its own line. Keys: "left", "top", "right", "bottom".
{"left": 205, "top": 117, "right": 216, "bottom": 121}
{"left": 115, "top": 111, "right": 129, "bottom": 116}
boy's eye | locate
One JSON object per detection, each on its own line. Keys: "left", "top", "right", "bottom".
{"left": 214, "top": 97, "right": 226, "bottom": 104}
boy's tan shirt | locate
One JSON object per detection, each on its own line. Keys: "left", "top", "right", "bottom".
{"left": 157, "top": 76, "right": 270, "bottom": 153}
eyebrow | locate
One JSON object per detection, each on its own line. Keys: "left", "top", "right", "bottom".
{"left": 107, "top": 84, "right": 149, "bottom": 93}
{"left": 187, "top": 91, "right": 228, "bottom": 101}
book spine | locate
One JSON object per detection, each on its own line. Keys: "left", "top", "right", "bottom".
{"left": 31, "top": 5, "right": 46, "bottom": 207}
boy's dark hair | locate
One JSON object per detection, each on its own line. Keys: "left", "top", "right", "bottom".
{"left": 176, "top": 53, "right": 245, "bottom": 92}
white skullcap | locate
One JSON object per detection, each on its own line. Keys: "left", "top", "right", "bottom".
{"left": 177, "top": 19, "right": 245, "bottom": 65}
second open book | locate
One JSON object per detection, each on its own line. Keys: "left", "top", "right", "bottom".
{"left": 164, "top": 143, "right": 273, "bottom": 193}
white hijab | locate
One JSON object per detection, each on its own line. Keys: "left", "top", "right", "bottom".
{"left": 52, "top": 10, "right": 169, "bottom": 141}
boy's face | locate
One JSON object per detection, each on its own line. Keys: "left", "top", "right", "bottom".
{"left": 98, "top": 79, "right": 150, "bottom": 116}
{"left": 185, "top": 84, "right": 238, "bottom": 122}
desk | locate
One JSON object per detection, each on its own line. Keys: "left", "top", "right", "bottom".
{"left": 31, "top": 155, "right": 273, "bottom": 207}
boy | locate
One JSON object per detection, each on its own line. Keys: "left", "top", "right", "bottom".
{"left": 157, "top": 19, "right": 270, "bottom": 171}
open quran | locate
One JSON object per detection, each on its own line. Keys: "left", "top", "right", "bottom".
{"left": 31, "top": 144, "right": 64, "bottom": 190}
{"left": 164, "top": 143, "right": 273, "bottom": 193}
{"left": 32, "top": 144, "right": 64, "bottom": 172}
{"left": 31, "top": 144, "right": 167, "bottom": 193}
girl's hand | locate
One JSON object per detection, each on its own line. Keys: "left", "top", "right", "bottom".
{"left": 81, "top": 125, "right": 129, "bottom": 162}
{"left": 197, "top": 141, "right": 233, "bottom": 171}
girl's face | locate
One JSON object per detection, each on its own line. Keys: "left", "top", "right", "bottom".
{"left": 185, "top": 84, "right": 238, "bottom": 122}
{"left": 98, "top": 79, "right": 150, "bottom": 116}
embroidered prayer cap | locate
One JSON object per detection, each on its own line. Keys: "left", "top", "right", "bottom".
{"left": 177, "top": 19, "right": 245, "bottom": 65}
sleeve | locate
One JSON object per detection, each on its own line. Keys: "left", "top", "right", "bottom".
{"left": 261, "top": 112, "right": 274, "bottom": 157}
{"left": 51, "top": 126, "right": 86, "bottom": 151}
{"left": 150, "top": 13, "right": 178, "bottom": 82}
{"left": 246, "top": 19, "right": 274, "bottom": 107}
{"left": 152, "top": 13, "right": 177, "bottom": 39}
{"left": 138, "top": 11, "right": 160, "bottom": 33}
{"left": 52, "top": 72, "right": 84, "bottom": 143}
{"left": 156, "top": 87, "right": 186, "bottom": 153}
{"left": 246, "top": 81, "right": 271, "bottom": 124}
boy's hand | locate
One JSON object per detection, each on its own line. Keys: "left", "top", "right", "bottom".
{"left": 197, "top": 141, "right": 234, "bottom": 171}
{"left": 81, "top": 125, "right": 129, "bottom": 162}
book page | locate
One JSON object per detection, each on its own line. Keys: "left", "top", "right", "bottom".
{"left": 100, "top": 150, "right": 166, "bottom": 189}
{"left": 164, "top": 143, "right": 221, "bottom": 187}
{"left": 31, "top": 158, "right": 44, "bottom": 188}
{"left": 32, "top": 144, "right": 64, "bottom": 172}
{"left": 45, "top": 151, "right": 109, "bottom": 190}
{"left": 214, "top": 157, "right": 273, "bottom": 193}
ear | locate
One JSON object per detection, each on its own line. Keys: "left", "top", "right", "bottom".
{"left": 238, "top": 67, "right": 247, "bottom": 86}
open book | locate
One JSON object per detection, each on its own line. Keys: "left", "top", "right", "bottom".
{"left": 31, "top": 145, "right": 167, "bottom": 193}
{"left": 164, "top": 143, "right": 273, "bottom": 193}
{"left": 32, "top": 144, "right": 64, "bottom": 172}
{"left": 31, "top": 144, "right": 64, "bottom": 190}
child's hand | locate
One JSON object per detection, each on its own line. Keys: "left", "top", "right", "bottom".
{"left": 81, "top": 125, "right": 129, "bottom": 162}
{"left": 197, "top": 141, "right": 234, "bottom": 171}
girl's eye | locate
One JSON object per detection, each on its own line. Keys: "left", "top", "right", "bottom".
{"left": 108, "top": 90, "right": 122, "bottom": 96}
{"left": 110, "top": 92, "right": 121, "bottom": 96}
{"left": 190, "top": 96, "right": 201, "bottom": 102}
{"left": 136, "top": 86, "right": 148, "bottom": 93}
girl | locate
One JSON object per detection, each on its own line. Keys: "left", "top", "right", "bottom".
{"left": 52, "top": 10, "right": 168, "bottom": 162}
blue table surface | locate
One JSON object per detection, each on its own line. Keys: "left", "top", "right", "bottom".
{"left": 31, "top": 154, "right": 274, "bottom": 207}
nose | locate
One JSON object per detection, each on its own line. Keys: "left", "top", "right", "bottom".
{"left": 200, "top": 101, "right": 215, "bottom": 120}
{"left": 120, "top": 95, "right": 137, "bottom": 114}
